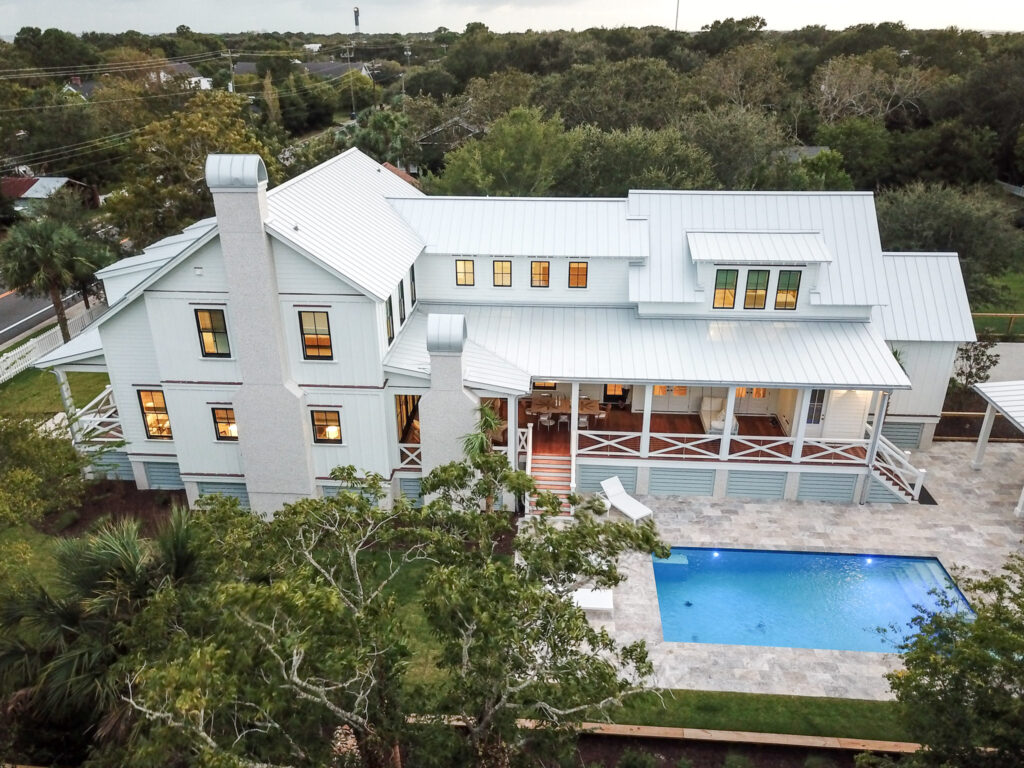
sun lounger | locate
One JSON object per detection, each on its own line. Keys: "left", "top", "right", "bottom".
{"left": 597, "top": 476, "right": 653, "bottom": 523}
{"left": 572, "top": 587, "right": 614, "bottom": 612}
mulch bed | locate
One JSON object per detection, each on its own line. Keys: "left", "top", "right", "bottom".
{"left": 576, "top": 734, "right": 860, "bottom": 767}
{"left": 936, "top": 391, "right": 1024, "bottom": 441}
{"left": 42, "top": 479, "right": 186, "bottom": 537}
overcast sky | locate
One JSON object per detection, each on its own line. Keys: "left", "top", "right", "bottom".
{"left": 0, "top": 0, "right": 1020, "bottom": 37}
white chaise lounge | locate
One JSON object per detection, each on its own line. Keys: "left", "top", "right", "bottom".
{"left": 598, "top": 476, "right": 653, "bottom": 523}
{"left": 572, "top": 587, "right": 614, "bottom": 613}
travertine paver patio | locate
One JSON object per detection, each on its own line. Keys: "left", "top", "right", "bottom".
{"left": 599, "top": 442, "right": 1024, "bottom": 700}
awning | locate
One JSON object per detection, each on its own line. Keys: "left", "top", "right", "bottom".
{"left": 687, "top": 231, "right": 833, "bottom": 265}
{"left": 34, "top": 328, "right": 105, "bottom": 369}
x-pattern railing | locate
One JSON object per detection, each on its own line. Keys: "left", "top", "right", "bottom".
{"left": 398, "top": 444, "right": 421, "bottom": 469}
{"left": 577, "top": 430, "right": 642, "bottom": 457}
{"left": 648, "top": 432, "right": 720, "bottom": 458}
{"left": 73, "top": 385, "right": 123, "bottom": 443}
{"left": 801, "top": 438, "right": 869, "bottom": 464}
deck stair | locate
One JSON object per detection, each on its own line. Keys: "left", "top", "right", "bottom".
{"left": 530, "top": 454, "right": 573, "bottom": 514}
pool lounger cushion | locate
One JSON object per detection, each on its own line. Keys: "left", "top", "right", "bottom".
{"left": 598, "top": 476, "right": 653, "bottom": 523}
{"left": 572, "top": 588, "right": 614, "bottom": 612}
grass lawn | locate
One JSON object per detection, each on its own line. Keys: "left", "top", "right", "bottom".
{"left": 975, "top": 269, "right": 1024, "bottom": 337}
{"left": 0, "top": 525, "right": 60, "bottom": 592}
{"left": 0, "top": 369, "right": 109, "bottom": 419}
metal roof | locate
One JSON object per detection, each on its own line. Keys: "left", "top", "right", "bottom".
{"left": 426, "top": 313, "right": 466, "bottom": 353}
{"left": 874, "top": 253, "right": 975, "bottom": 343}
{"left": 35, "top": 328, "right": 103, "bottom": 368}
{"left": 385, "top": 303, "right": 910, "bottom": 390}
{"left": 265, "top": 149, "right": 424, "bottom": 300}
{"left": 205, "top": 154, "right": 267, "bottom": 190}
{"left": 96, "top": 219, "right": 217, "bottom": 280}
{"left": 387, "top": 197, "right": 648, "bottom": 259}
{"left": 628, "top": 191, "right": 885, "bottom": 307}
{"left": 974, "top": 380, "right": 1024, "bottom": 434}
{"left": 687, "top": 231, "right": 833, "bottom": 264}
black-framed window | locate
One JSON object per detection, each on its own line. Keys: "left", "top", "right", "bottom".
{"left": 212, "top": 408, "right": 238, "bottom": 441}
{"left": 398, "top": 281, "right": 406, "bottom": 323}
{"left": 603, "top": 383, "right": 629, "bottom": 403}
{"left": 807, "top": 389, "right": 826, "bottom": 425}
{"left": 456, "top": 259, "right": 475, "bottom": 286}
{"left": 311, "top": 410, "right": 342, "bottom": 443}
{"left": 531, "top": 261, "right": 550, "bottom": 287}
{"left": 775, "top": 270, "right": 801, "bottom": 310}
{"left": 299, "top": 311, "right": 332, "bottom": 360}
{"left": 493, "top": 260, "right": 512, "bottom": 287}
{"left": 385, "top": 297, "right": 395, "bottom": 345}
{"left": 138, "top": 390, "right": 172, "bottom": 440}
{"left": 195, "top": 308, "right": 230, "bottom": 357}
{"left": 744, "top": 269, "right": 769, "bottom": 309}
{"left": 410, "top": 264, "right": 417, "bottom": 306}
{"left": 713, "top": 269, "right": 738, "bottom": 309}
{"left": 568, "top": 261, "right": 588, "bottom": 288}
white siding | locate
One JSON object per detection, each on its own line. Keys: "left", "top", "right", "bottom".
{"left": 304, "top": 389, "right": 393, "bottom": 477}
{"left": 162, "top": 385, "right": 243, "bottom": 477}
{"left": 281, "top": 296, "right": 384, "bottom": 386}
{"left": 888, "top": 342, "right": 957, "bottom": 417}
{"left": 416, "top": 254, "right": 630, "bottom": 305}
{"left": 272, "top": 240, "right": 364, "bottom": 296}
{"left": 153, "top": 240, "right": 229, "bottom": 292}
{"left": 822, "top": 389, "right": 871, "bottom": 439}
{"left": 145, "top": 294, "right": 240, "bottom": 384}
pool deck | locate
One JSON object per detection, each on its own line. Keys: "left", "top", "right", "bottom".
{"left": 598, "top": 442, "right": 1024, "bottom": 701}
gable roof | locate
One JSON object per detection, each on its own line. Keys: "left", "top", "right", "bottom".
{"left": 874, "top": 252, "right": 975, "bottom": 343}
{"left": 1, "top": 176, "right": 74, "bottom": 200}
{"left": 265, "top": 148, "right": 424, "bottom": 300}
{"left": 387, "top": 197, "right": 648, "bottom": 259}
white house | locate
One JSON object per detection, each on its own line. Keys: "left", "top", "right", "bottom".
{"left": 37, "top": 149, "right": 975, "bottom": 516}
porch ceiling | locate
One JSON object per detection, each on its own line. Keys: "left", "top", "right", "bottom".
{"left": 385, "top": 304, "right": 911, "bottom": 391}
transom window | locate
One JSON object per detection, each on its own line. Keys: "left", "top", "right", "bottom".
{"left": 299, "top": 311, "right": 333, "bottom": 360}
{"left": 775, "top": 270, "right": 801, "bottom": 310}
{"left": 744, "top": 270, "right": 769, "bottom": 310}
{"left": 713, "top": 269, "right": 738, "bottom": 309}
{"left": 385, "top": 297, "right": 395, "bottom": 345}
{"left": 531, "top": 261, "right": 550, "bottom": 288}
{"left": 138, "top": 390, "right": 172, "bottom": 440}
{"left": 398, "top": 281, "right": 406, "bottom": 323}
{"left": 311, "top": 410, "right": 342, "bottom": 443}
{"left": 493, "top": 260, "right": 512, "bottom": 287}
{"left": 568, "top": 261, "right": 588, "bottom": 288}
{"left": 673, "top": 386, "right": 688, "bottom": 397}
{"left": 195, "top": 308, "right": 230, "bottom": 358}
{"left": 807, "top": 389, "right": 826, "bottom": 424}
{"left": 652, "top": 385, "right": 668, "bottom": 396}
{"left": 456, "top": 259, "right": 475, "bottom": 286}
{"left": 212, "top": 408, "right": 238, "bottom": 441}
{"left": 735, "top": 387, "right": 768, "bottom": 399}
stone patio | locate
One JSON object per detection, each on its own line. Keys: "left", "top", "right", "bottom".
{"left": 599, "top": 442, "right": 1024, "bottom": 701}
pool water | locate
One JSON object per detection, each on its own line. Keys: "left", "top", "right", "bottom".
{"left": 652, "top": 548, "right": 971, "bottom": 652}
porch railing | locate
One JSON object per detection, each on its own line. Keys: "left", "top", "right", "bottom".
{"left": 72, "top": 384, "right": 123, "bottom": 444}
{"left": 398, "top": 443, "right": 421, "bottom": 470}
{"left": 869, "top": 429, "right": 927, "bottom": 500}
{"left": 577, "top": 430, "right": 642, "bottom": 457}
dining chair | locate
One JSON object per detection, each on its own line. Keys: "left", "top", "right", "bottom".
{"left": 539, "top": 413, "right": 555, "bottom": 430}
{"left": 578, "top": 415, "right": 589, "bottom": 429}
{"left": 557, "top": 414, "right": 570, "bottom": 430}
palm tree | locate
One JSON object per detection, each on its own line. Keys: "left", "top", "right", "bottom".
{"left": 0, "top": 216, "right": 111, "bottom": 342}
{"left": 462, "top": 403, "right": 509, "bottom": 514}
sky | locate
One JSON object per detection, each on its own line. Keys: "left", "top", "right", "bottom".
{"left": 0, "top": 0, "right": 1020, "bottom": 37}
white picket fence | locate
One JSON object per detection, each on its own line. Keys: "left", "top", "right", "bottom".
{"left": 0, "top": 304, "right": 107, "bottom": 384}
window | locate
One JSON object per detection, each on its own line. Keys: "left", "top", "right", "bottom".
{"left": 492, "top": 260, "right": 512, "bottom": 287}
{"left": 138, "top": 390, "right": 172, "bottom": 440}
{"left": 750, "top": 387, "right": 767, "bottom": 399}
{"left": 410, "top": 265, "right": 417, "bottom": 306}
{"left": 398, "top": 281, "right": 406, "bottom": 323}
{"left": 735, "top": 387, "right": 747, "bottom": 398}
{"left": 311, "top": 410, "right": 342, "bottom": 443}
{"left": 568, "top": 261, "right": 588, "bottom": 288}
{"left": 713, "top": 269, "right": 738, "bottom": 309}
{"left": 195, "top": 308, "right": 230, "bottom": 357}
{"left": 212, "top": 408, "right": 238, "bottom": 441}
{"left": 395, "top": 394, "right": 421, "bottom": 442}
{"left": 807, "top": 389, "right": 826, "bottom": 424}
{"left": 385, "top": 297, "right": 395, "bottom": 345}
{"left": 652, "top": 385, "right": 668, "bottom": 396}
{"left": 531, "top": 261, "right": 550, "bottom": 287}
{"left": 456, "top": 259, "right": 475, "bottom": 286}
{"left": 775, "top": 270, "right": 801, "bottom": 310}
{"left": 744, "top": 270, "right": 769, "bottom": 309}
{"left": 673, "top": 386, "right": 688, "bottom": 397}
{"left": 533, "top": 381, "right": 557, "bottom": 390}
{"left": 299, "top": 311, "right": 332, "bottom": 359}
{"left": 605, "top": 384, "right": 624, "bottom": 397}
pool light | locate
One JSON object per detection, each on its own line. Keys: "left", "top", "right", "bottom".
{"left": 713, "top": 551, "right": 719, "bottom": 558}
{"left": 866, "top": 558, "right": 873, "bottom": 564}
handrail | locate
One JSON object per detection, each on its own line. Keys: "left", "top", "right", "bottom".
{"left": 72, "top": 384, "right": 123, "bottom": 444}
{"left": 865, "top": 424, "right": 926, "bottom": 500}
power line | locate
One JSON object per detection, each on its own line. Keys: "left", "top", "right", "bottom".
{"left": 2, "top": 128, "right": 142, "bottom": 164}
{"left": 0, "top": 133, "right": 139, "bottom": 173}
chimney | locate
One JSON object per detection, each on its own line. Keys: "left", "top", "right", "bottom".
{"left": 418, "top": 314, "right": 480, "bottom": 474}
{"left": 205, "top": 154, "right": 316, "bottom": 516}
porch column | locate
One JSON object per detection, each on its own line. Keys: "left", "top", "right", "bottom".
{"left": 790, "top": 388, "right": 810, "bottom": 463}
{"left": 506, "top": 396, "right": 518, "bottom": 468}
{"left": 640, "top": 384, "right": 654, "bottom": 458}
{"left": 972, "top": 402, "right": 996, "bottom": 469}
{"left": 859, "top": 390, "right": 890, "bottom": 503}
{"left": 718, "top": 386, "right": 738, "bottom": 460}
{"left": 52, "top": 369, "right": 78, "bottom": 441}
{"left": 1015, "top": 483, "right": 1024, "bottom": 518}
{"left": 569, "top": 382, "right": 580, "bottom": 491}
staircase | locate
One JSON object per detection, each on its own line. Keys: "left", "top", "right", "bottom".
{"left": 530, "top": 454, "right": 573, "bottom": 514}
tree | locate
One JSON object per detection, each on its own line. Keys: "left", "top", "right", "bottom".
{"left": 426, "top": 107, "right": 574, "bottom": 196}
{"left": 0, "top": 217, "right": 109, "bottom": 341}
{"left": 891, "top": 119, "right": 998, "bottom": 186}
{"left": 876, "top": 182, "right": 1024, "bottom": 307}
{"left": 261, "top": 72, "right": 282, "bottom": 125}
{"left": 404, "top": 66, "right": 459, "bottom": 99}
{"left": 877, "top": 554, "right": 1024, "bottom": 767}
{"left": 678, "top": 105, "right": 790, "bottom": 189}
{"left": 349, "top": 110, "right": 416, "bottom": 167}
{"left": 691, "top": 17, "right": 767, "bottom": 57}
{"left": 816, "top": 117, "right": 894, "bottom": 189}
{"left": 462, "top": 70, "right": 537, "bottom": 126}
{"left": 691, "top": 43, "right": 787, "bottom": 111}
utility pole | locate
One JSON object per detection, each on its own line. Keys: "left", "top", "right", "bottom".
{"left": 402, "top": 45, "right": 411, "bottom": 112}
{"left": 675, "top": 0, "right": 680, "bottom": 31}
{"left": 347, "top": 44, "right": 356, "bottom": 119}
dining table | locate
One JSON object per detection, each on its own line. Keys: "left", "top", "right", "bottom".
{"left": 530, "top": 397, "right": 603, "bottom": 415}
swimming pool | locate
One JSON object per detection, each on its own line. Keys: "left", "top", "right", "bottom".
{"left": 652, "top": 547, "right": 971, "bottom": 652}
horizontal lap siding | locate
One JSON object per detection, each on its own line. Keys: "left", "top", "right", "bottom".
{"left": 576, "top": 465, "right": 637, "bottom": 493}
{"left": 796, "top": 473, "right": 857, "bottom": 503}
{"left": 866, "top": 477, "right": 908, "bottom": 504}
{"left": 726, "top": 470, "right": 786, "bottom": 500}
{"left": 399, "top": 477, "right": 423, "bottom": 507}
{"left": 197, "top": 482, "right": 250, "bottom": 508}
{"left": 92, "top": 450, "right": 134, "bottom": 481}
{"left": 881, "top": 422, "right": 924, "bottom": 450}
{"left": 144, "top": 462, "right": 184, "bottom": 490}
{"left": 649, "top": 467, "right": 715, "bottom": 497}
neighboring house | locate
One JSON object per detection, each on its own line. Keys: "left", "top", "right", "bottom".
{"left": 303, "top": 43, "right": 323, "bottom": 53}
{"left": 37, "top": 149, "right": 975, "bottom": 516}
{"left": 0, "top": 176, "right": 96, "bottom": 213}
{"left": 304, "top": 60, "right": 371, "bottom": 79}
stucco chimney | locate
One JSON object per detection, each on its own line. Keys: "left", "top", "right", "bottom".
{"left": 205, "top": 154, "right": 315, "bottom": 516}
{"left": 418, "top": 314, "right": 480, "bottom": 474}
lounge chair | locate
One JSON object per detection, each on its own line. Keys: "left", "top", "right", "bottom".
{"left": 597, "top": 476, "right": 653, "bottom": 523}
{"left": 572, "top": 587, "right": 614, "bottom": 613}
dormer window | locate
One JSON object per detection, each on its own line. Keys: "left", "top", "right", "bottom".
{"left": 713, "top": 269, "right": 737, "bottom": 309}
{"left": 744, "top": 270, "right": 769, "bottom": 310}
{"left": 775, "top": 270, "right": 801, "bottom": 310}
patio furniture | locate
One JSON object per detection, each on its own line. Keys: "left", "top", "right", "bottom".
{"left": 578, "top": 415, "right": 590, "bottom": 429}
{"left": 595, "top": 405, "right": 608, "bottom": 422}
{"left": 597, "top": 476, "right": 653, "bottom": 523}
{"left": 539, "top": 413, "right": 555, "bottom": 430}
{"left": 699, "top": 396, "right": 738, "bottom": 435}
{"left": 530, "top": 398, "right": 602, "bottom": 416}
{"left": 557, "top": 414, "right": 570, "bottom": 430}
{"left": 572, "top": 587, "right": 614, "bottom": 613}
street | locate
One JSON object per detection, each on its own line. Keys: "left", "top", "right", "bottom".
{"left": 0, "top": 288, "right": 55, "bottom": 347}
